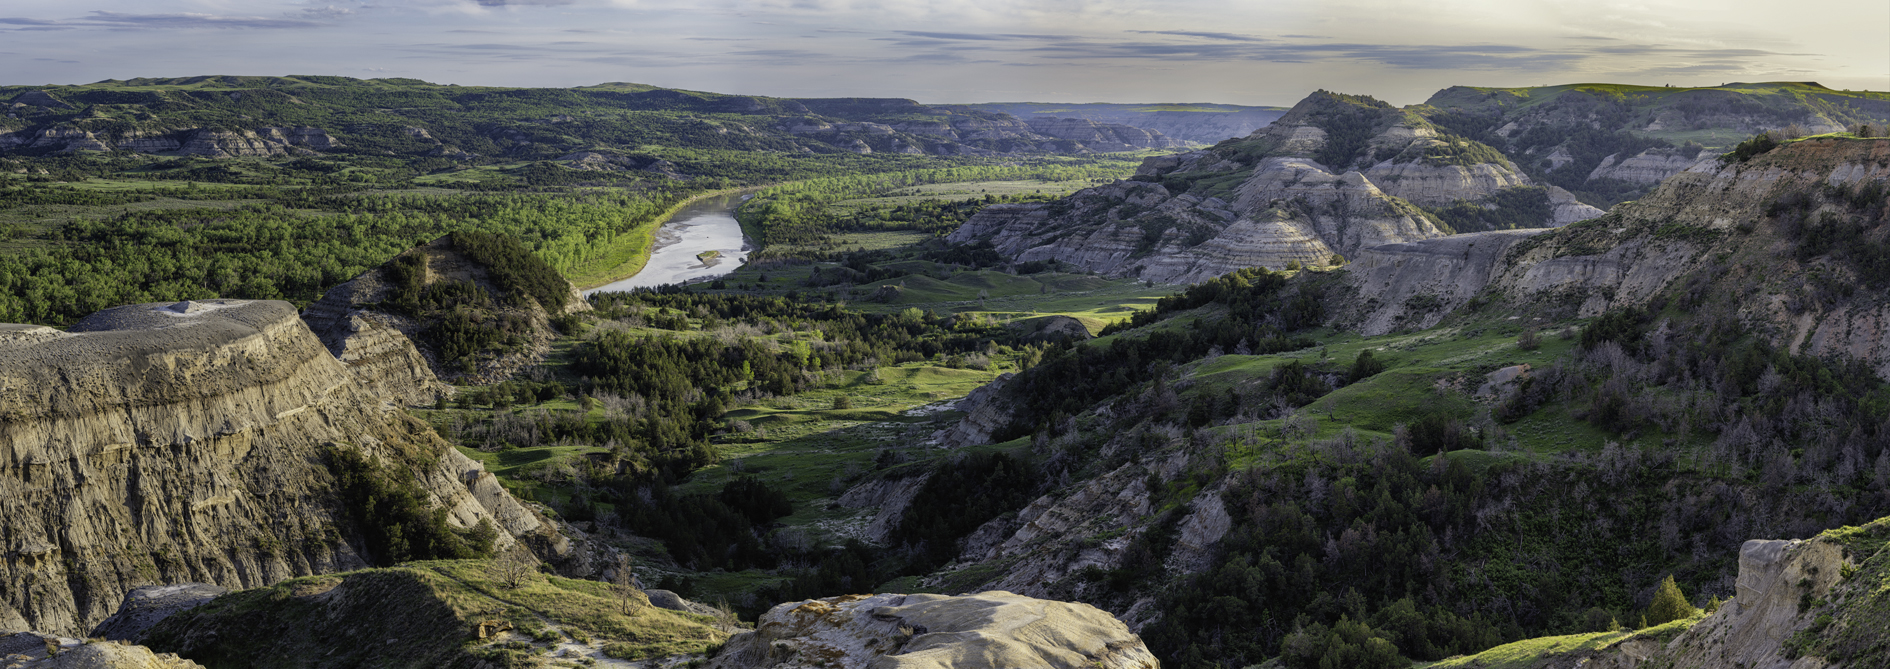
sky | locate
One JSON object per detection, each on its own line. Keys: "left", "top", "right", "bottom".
{"left": 1, "top": 0, "right": 1885, "bottom": 106}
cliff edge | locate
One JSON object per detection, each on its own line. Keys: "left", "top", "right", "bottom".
{"left": 0, "top": 299, "right": 560, "bottom": 636}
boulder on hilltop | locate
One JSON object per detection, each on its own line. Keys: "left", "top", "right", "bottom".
{"left": 708, "top": 591, "right": 1158, "bottom": 669}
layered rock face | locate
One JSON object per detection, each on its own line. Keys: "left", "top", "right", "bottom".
{"left": 930, "top": 373, "right": 1014, "bottom": 448}
{"left": 1332, "top": 139, "right": 1890, "bottom": 369}
{"left": 0, "top": 126, "right": 340, "bottom": 156}
{"left": 1586, "top": 147, "right": 1713, "bottom": 184}
{"left": 0, "top": 299, "right": 551, "bottom": 636}
{"left": 1332, "top": 229, "right": 1551, "bottom": 334}
{"left": 707, "top": 592, "right": 1159, "bottom": 669}
{"left": 949, "top": 91, "right": 1580, "bottom": 284}
{"left": 1024, "top": 117, "right": 1188, "bottom": 151}
{"left": 1654, "top": 538, "right": 1849, "bottom": 669}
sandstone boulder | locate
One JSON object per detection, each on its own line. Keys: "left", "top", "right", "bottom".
{"left": 645, "top": 589, "right": 720, "bottom": 617}
{"left": 707, "top": 592, "right": 1158, "bottom": 669}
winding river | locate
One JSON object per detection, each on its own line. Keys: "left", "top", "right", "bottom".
{"left": 583, "top": 192, "right": 753, "bottom": 295}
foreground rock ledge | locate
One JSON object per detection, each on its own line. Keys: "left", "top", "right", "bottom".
{"left": 708, "top": 591, "right": 1158, "bottom": 669}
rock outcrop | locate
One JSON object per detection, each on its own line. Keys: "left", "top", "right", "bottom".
{"left": 941, "top": 464, "right": 1153, "bottom": 598}
{"left": 0, "top": 299, "right": 559, "bottom": 636}
{"left": 88, "top": 586, "right": 226, "bottom": 643}
{"left": 950, "top": 91, "right": 1564, "bottom": 283}
{"left": 1333, "top": 138, "right": 1890, "bottom": 353}
{"left": 1447, "top": 517, "right": 1889, "bottom": 669}
{"left": 1586, "top": 148, "right": 1712, "bottom": 184}
{"left": 298, "top": 309, "right": 449, "bottom": 408}
{"left": 836, "top": 473, "right": 933, "bottom": 544}
{"left": 1655, "top": 537, "right": 1850, "bottom": 669}
{"left": 931, "top": 373, "right": 1014, "bottom": 448}
{"left": 0, "top": 125, "right": 340, "bottom": 156}
{"left": 1331, "top": 228, "right": 1551, "bottom": 334}
{"left": 1024, "top": 117, "right": 1188, "bottom": 151}
{"left": 0, "top": 633, "right": 202, "bottom": 669}
{"left": 301, "top": 234, "right": 590, "bottom": 387}
{"left": 707, "top": 592, "right": 1158, "bottom": 669}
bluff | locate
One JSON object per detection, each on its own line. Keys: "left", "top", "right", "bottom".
{"left": 1331, "top": 137, "right": 1890, "bottom": 379}
{"left": 0, "top": 78, "right": 1182, "bottom": 162}
{"left": 1422, "top": 82, "right": 1890, "bottom": 206}
{"left": 961, "top": 102, "right": 1288, "bottom": 144}
{"left": 301, "top": 232, "right": 591, "bottom": 389}
{"left": 948, "top": 91, "right": 1598, "bottom": 284}
{"left": 0, "top": 299, "right": 570, "bottom": 637}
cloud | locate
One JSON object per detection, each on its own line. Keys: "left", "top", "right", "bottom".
{"left": 295, "top": 5, "right": 356, "bottom": 20}
{"left": 894, "top": 31, "right": 1005, "bottom": 41}
{"left": 0, "top": 17, "right": 59, "bottom": 25}
{"left": 475, "top": 0, "right": 575, "bottom": 5}
{"left": 1131, "top": 30, "right": 1269, "bottom": 42}
{"left": 79, "top": 11, "right": 330, "bottom": 29}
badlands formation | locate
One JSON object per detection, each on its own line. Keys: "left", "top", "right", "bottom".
{"left": 0, "top": 299, "right": 569, "bottom": 637}
{"left": 950, "top": 91, "right": 1602, "bottom": 284}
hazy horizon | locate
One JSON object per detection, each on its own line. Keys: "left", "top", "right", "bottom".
{"left": 1, "top": 0, "right": 1885, "bottom": 106}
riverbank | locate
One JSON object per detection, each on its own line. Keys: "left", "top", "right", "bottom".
{"left": 569, "top": 186, "right": 762, "bottom": 290}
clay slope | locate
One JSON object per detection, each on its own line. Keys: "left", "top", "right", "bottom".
{"left": 0, "top": 299, "right": 563, "bottom": 636}
{"left": 302, "top": 233, "right": 591, "bottom": 389}
{"left": 1331, "top": 138, "right": 1890, "bottom": 376}
{"left": 949, "top": 90, "right": 1599, "bottom": 284}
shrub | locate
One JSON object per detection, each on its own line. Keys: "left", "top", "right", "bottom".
{"left": 1348, "top": 349, "right": 1386, "bottom": 383}
{"left": 1721, "top": 132, "right": 1780, "bottom": 164}
{"left": 832, "top": 395, "right": 852, "bottom": 410}
{"left": 1645, "top": 574, "right": 1698, "bottom": 626}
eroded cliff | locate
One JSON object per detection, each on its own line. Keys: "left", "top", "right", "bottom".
{"left": 1333, "top": 137, "right": 1890, "bottom": 355}
{"left": 301, "top": 234, "right": 590, "bottom": 388}
{"left": 950, "top": 91, "right": 1592, "bottom": 284}
{"left": 0, "top": 299, "right": 558, "bottom": 636}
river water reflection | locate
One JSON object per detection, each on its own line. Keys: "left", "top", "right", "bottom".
{"left": 583, "top": 192, "right": 752, "bottom": 295}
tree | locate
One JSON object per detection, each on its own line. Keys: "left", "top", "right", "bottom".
{"left": 490, "top": 550, "right": 536, "bottom": 590}
{"left": 611, "top": 553, "right": 640, "bottom": 614}
{"left": 1646, "top": 574, "right": 1698, "bottom": 626}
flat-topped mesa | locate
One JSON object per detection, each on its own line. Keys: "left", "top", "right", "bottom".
{"left": 949, "top": 90, "right": 1592, "bottom": 284}
{"left": 0, "top": 299, "right": 559, "bottom": 637}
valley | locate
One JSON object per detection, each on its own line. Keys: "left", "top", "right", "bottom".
{"left": 2, "top": 74, "right": 1890, "bottom": 669}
